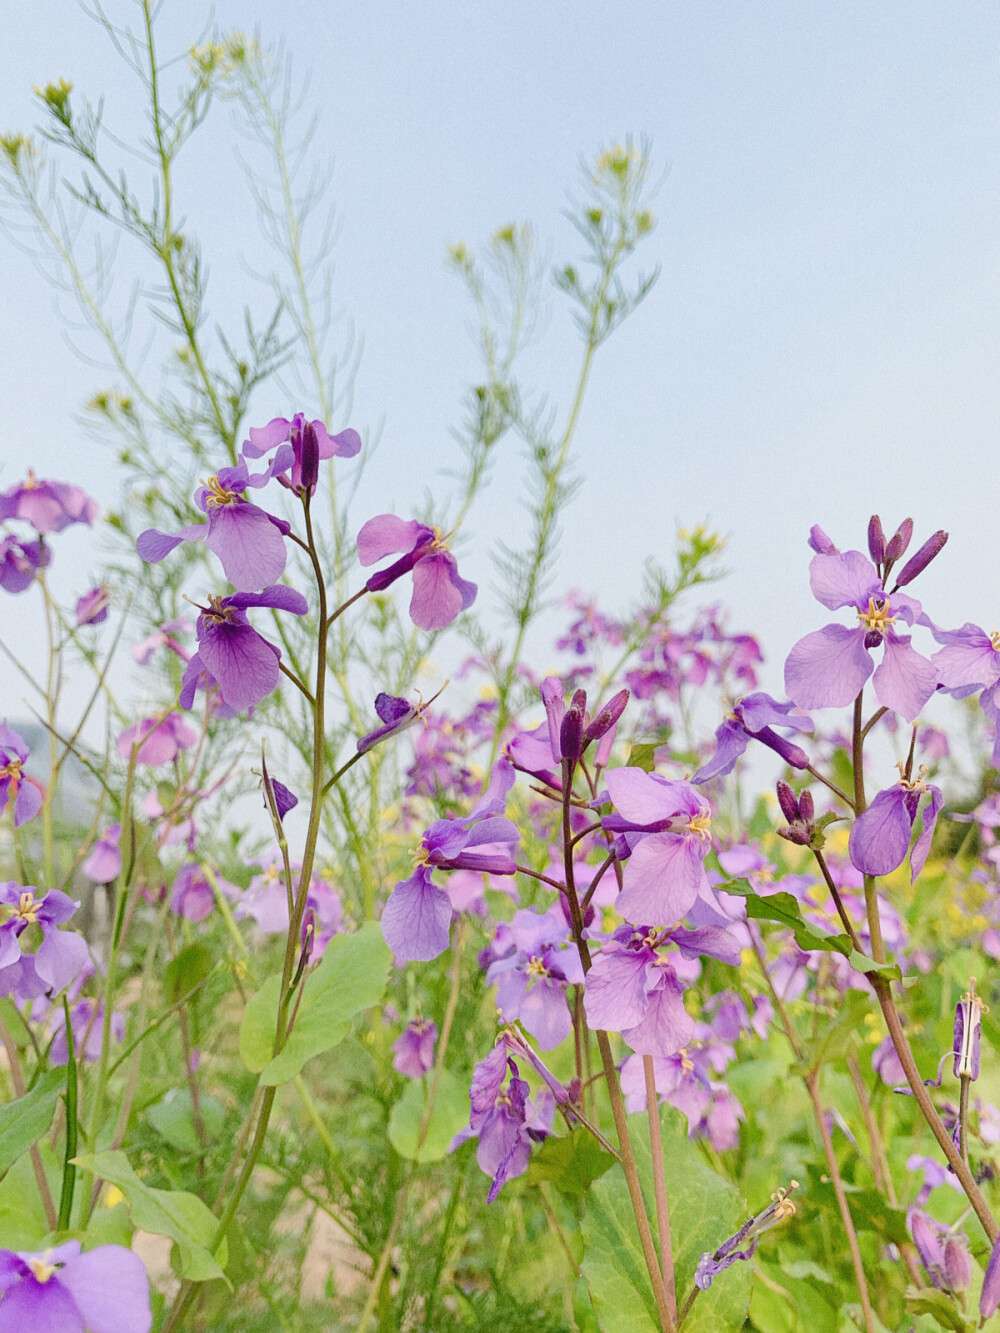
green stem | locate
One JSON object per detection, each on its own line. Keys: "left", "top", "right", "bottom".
{"left": 57, "top": 995, "right": 79, "bottom": 1230}
{"left": 643, "top": 1055, "right": 677, "bottom": 1324}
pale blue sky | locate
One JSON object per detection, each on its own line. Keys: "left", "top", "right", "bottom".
{"left": 2, "top": 2, "right": 999, "bottom": 722}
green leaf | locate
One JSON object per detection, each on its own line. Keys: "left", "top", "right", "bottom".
{"left": 73, "top": 1149, "right": 227, "bottom": 1282}
{"left": 847, "top": 950, "right": 903, "bottom": 983}
{"left": 716, "top": 879, "right": 852, "bottom": 956}
{"left": 527, "top": 1131, "right": 615, "bottom": 1196}
{"left": 904, "top": 1285, "right": 971, "bottom": 1331}
{"left": 0, "top": 1069, "right": 63, "bottom": 1176}
{"left": 792, "top": 991, "right": 870, "bottom": 1075}
{"left": 163, "top": 943, "right": 212, "bottom": 1004}
{"left": 626, "top": 744, "right": 657, "bottom": 773}
{"left": 239, "top": 922, "right": 390, "bottom": 1085}
{"left": 147, "top": 1089, "right": 225, "bottom": 1152}
{"left": 388, "top": 1068, "right": 469, "bottom": 1163}
{"left": 0, "top": 1142, "right": 59, "bottom": 1246}
{"left": 580, "top": 1108, "right": 752, "bottom": 1333}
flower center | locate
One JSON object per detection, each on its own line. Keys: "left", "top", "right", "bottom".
{"left": 1, "top": 757, "right": 23, "bottom": 787}
{"left": 678, "top": 1047, "right": 695, "bottom": 1074}
{"left": 525, "top": 954, "right": 549, "bottom": 981}
{"left": 15, "top": 891, "right": 39, "bottom": 923}
{"left": 201, "top": 594, "right": 237, "bottom": 626}
{"left": 200, "top": 474, "right": 242, "bottom": 509}
{"left": 856, "top": 596, "right": 896, "bottom": 635}
{"left": 685, "top": 809, "right": 712, "bottom": 841}
{"left": 27, "top": 1252, "right": 56, "bottom": 1283}
{"left": 991, "top": 631, "right": 1000, "bottom": 651}
{"left": 896, "top": 761, "right": 928, "bottom": 793}
{"left": 22, "top": 470, "right": 41, "bottom": 491}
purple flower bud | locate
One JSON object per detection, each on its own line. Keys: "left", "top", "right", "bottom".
{"left": 943, "top": 1235, "right": 971, "bottom": 1293}
{"left": 894, "top": 530, "right": 948, "bottom": 588}
{"left": 798, "top": 790, "right": 814, "bottom": 822}
{"left": 299, "top": 420, "right": 320, "bottom": 492}
{"left": 867, "top": 515, "right": 886, "bottom": 564}
{"left": 884, "top": 517, "right": 913, "bottom": 562}
{"left": 75, "top": 584, "right": 110, "bottom": 626}
{"left": 982, "top": 1235, "right": 1000, "bottom": 1320}
{"left": 559, "top": 690, "right": 587, "bottom": 763}
{"left": 270, "top": 780, "right": 298, "bottom": 822}
{"left": 776, "top": 780, "right": 799, "bottom": 824}
{"left": 584, "top": 688, "right": 629, "bottom": 747}
{"left": 776, "top": 825, "right": 812, "bottom": 845}
{"left": 807, "top": 525, "right": 837, "bottom": 555}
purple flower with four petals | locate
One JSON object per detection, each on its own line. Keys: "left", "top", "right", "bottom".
{"left": 243, "top": 413, "right": 361, "bottom": 492}
{"left": 357, "top": 515, "right": 477, "bottom": 631}
{"left": 0, "top": 721, "right": 43, "bottom": 827}
{"left": 0, "top": 884, "right": 89, "bottom": 999}
{"left": 0, "top": 1240, "right": 151, "bottom": 1331}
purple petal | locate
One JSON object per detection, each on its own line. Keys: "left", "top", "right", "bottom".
{"left": 738, "top": 693, "right": 813, "bottom": 734}
{"left": 244, "top": 417, "right": 292, "bottom": 456}
{"left": 784, "top": 624, "right": 873, "bottom": 710}
{"left": 932, "top": 632, "right": 1000, "bottom": 691}
{"left": 12, "top": 779, "right": 43, "bottom": 827}
{"left": 615, "top": 833, "right": 707, "bottom": 924}
{"left": 848, "top": 786, "right": 913, "bottom": 876}
{"left": 58, "top": 1246, "right": 152, "bottom": 1333}
{"left": 205, "top": 505, "right": 287, "bottom": 591}
{"left": 469, "top": 1042, "right": 510, "bottom": 1124}
{"left": 197, "top": 623, "right": 281, "bottom": 711}
{"left": 409, "top": 552, "right": 477, "bottom": 630}
{"left": 321, "top": 425, "right": 362, "bottom": 458}
{"left": 983, "top": 1236, "right": 1000, "bottom": 1321}
{"left": 381, "top": 869, "right": 452, "bottom": 963}
{"left": 34, "top": 928, "right": 90, "bottom": 993}
{"left": 135, "top": 524, "right": 206, "bottom": 564}
{"left": 873, "top": 634, "right": 937, "bottom": 721}
{"left": 224, "top": 585, "right": 309, "bottom": 615}
{"left": 910, "top": 785, "right": 943, "bottom": 883}
{"left": 584, "top": 947, "right": 652, "bottom": 1033}
{"left": 809, "top": 550, "right": 880, "bottom": 611}
{"left": 605, "top": 768, "right": 683, "bottom": 824}
{"left": 667, "top": 925, "right": 742, "bottom": 966}
{"left": 622, "top": 969, "right": 696, "bottom": 1057}
{"left": 357, "top": 515, "right": 427, "bottom": 565}
{"left": 691, "top": 720, "right": 748, "bottom": 783}
{"left": 0, "top": 1276, "right": 83, "bottom": 1333}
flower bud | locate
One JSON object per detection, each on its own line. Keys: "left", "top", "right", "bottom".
{"left": 776, "top": 780, "right": 800, "bottom": 825}
{"left": 884, "top": 517, "right": 913, "bottom": 563}
{"left": 584, "top": 689, "right": 629, "bottom": 747}
{"left": 867, "top": 515, "right": 886, "bottom": 564}
{"left": 798, "top": 790, "right": 814, "bottom": 822}
{"left": 894, "top": 530, "right": 948, "bottom": 588}
{"left": 299, "top": 420, "right": 320, "bottom": 492}
{"left": 560, "top": 690, "right": 587, "bottom": 763}
{"left": 943, "top": 1236, "right": 971, "bottom": 1293}
{"left": 981, "top": 1235, "right": 1000, "bottom": 1320}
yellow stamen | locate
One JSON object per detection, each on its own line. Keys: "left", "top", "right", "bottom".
{"left": 200, "top": 474, "right": 241, "bottom": 509}
{"left": 991, "top": 630, "right": 1000, "bottom": 651}
{"left": 525, "top": 955, "right": 549, "bottom": 979}
{"left": 27, "top": 1251, "right": 56, "bottom": 1283}
{"left": 896, "top": 760, "right": 928, "bottom": 793}
{"left": 15, "top": 891, "right": 39, "bottom": 923}
{"left": 686, "top": 809, "right": 712, "bottom": 841}
{"left": 856, "top": 596, "right": 896, "bottom": 635}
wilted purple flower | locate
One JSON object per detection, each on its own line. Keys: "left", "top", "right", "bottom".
{"left": 50, "top": 997, "right": 126, "bottom": 1065}
{"left": 908, "top": 1207, "right": 972, "bottom": 1294}
{"left": 137, "top": 452, "right": 294, "bottom": 592}
{"left": 357, "top": 693, "right": 421, "bottom": 755}
{"left": 117, "top": 712, "right": 198, "bottom": 767}
{"left": 848, "top": 765, "right": 942, "bottom": 881}
{"left": 452, "top": 1041, "right": 554, "bottom": 1202}
{"left": 784, "top": 541, "right": 937, "bottom": 720}
{"left": 693, "top": 693, "right": 813, "bottom": 784}
{"left": 132, "top": 617, "right": 193, "bottom": 667}
{"left": 0, "top": 473, "right": 99, "bottom": 533}
{"left": 178, "top": 586, "right": 309, "bottom": 712}
{"left": 695, "top": 1181, "right": 799, "bottom": 1289}
{"left": 0, "top": 1240, "right": 151, "bottom": 1331}
{"left": 0, "top": 721, "right": 43, "bottom": 827}
{"left": 0, "top": 533, "right": 49, "bottom": 593}
{"left": 357, "top": 514, "right": 477, "bottom": 631}
{"left": 602, "top": 768, "right": 714, "bottom": 924}
{"left": 82, "top": 824, "right": 122, "bottom": 883}
{"left": 382, "top": 760, "right": 518, "bottom": 964}
{"left": 75, "top": 584, "right": 110, "bottom": 626}
{"left": 392, "top": 1017, "right": 438, "bottom": 1078}
{"left": 0, "top": 885, "right": 89, "bottom": 999}
{"left": 486, "top": 903, "right": 584, "bottom": 1050}
{"left": 269, "top": 779, "right": 297, "bottom": 821}
{"left": 954, "top": 983, "right": 986, "bottom": 1081}
{"left": 243, "top": 412, "right": 361, "bottom": 491}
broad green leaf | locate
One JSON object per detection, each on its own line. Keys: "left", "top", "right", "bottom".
{"left": 792, "top": 991, "right": 870, "bottom": 1075}
{"left": 715, "top": 879, "right": 853, "bottom": 957}
{"left": 847, "top": 950, "right": 903, "bottom": 983}
{"left": 0, "top": 1069, "right": 63, "bottom": 1176}
{"left": 239, "top": 923, "right": 391, "bottom": 1084}
{"left": 388, "top": 1068, "right": 469, "bottom": 1163}
{"left": 580, "top": 1108, "right": 752, "bottom": 1333}
{"left": 904, "top": 1286, "right": 970, "bottom": 1331}
{"left": 626, "top": 744, "right": 657, "bottom": 773}
{"left": 147, "top": 1088, "right": 225, "bottom": 1152}
{"left": 73, "top": 1149, "right": 227, "bottom": 1282}
{"left": 0, "top": 1142, "right": 59, "bottom": 1247}
{"left": 527, "top": 1130, "right": 615, "bottom": 1196}
{"left": 163, "top": 942, "right": 212, "bottom": 1004}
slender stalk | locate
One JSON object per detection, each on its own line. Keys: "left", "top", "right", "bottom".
{"left": 643, "top": 1055, "right": 677, "bottom": 1323}
{"left": 805, "top": 763, "right": 855, "bottom": 813}
{"left": 57, "top": 995, "right": 78, "bottom": 1230}
{"left": 812, "top": 850, "right": 863, "bottom": 952}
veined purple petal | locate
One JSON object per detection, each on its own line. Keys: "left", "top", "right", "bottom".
{"left": 57, "top": 1245, "right": 152, "bottom": 1333}
{"left": 136, "top": 524, "right": 206, "bottom": 564}
{"left": 469, "top": 1042, "right": 510, "bottom": 1126}
{"left": 409, "top": 552, "right": 477, "bottom": 630}
{"left": 873, "top": 634, "right": 937, "bottom": 721}
{"left": 244, "top": 416, "right": 292, "bottom": 455}
{"left": 357, "top": 515, "right": 428, "bottom": 565}
{"left": 381, "top": 869, "right": 452, "bottom": 963}
{"left": 0, "top": 1276, "right": 83, "bottom": 1333}
{"left": 784, "top": 624, "right": 873, "bottom": 710}
{"left": 12, "top": 780, "right": 43, "bottom": 827}
{"left": 692, "top": 720, "right": 748, "bottom": 784}
{"left": 584, "top": 946, "right": 652, "bottom": 1032}
{"left": 848, "top": 786, "right": 913, "bottom": 876}
{"left": 197, "top": 622, "right": 281, "bottom": 711}
{"left": 667, "top": 925, "right": 742, "bottom": 967}
{"left": 224, "top": 585, "right": 308, "bottom": 614}
{"left": 910, "top": 785, "right": 943, "bottom": 883}
{"left": 808, "top": 550, "right": 880, "bottom": 611}
{"left": 205, "top": 504, "right": 287, "bottom": 591}
{"left": 33, "top": 928, "right": 90, "bottom": 993}
{"left": 605, "top": 768, "right": 684, "bottom": 824}
{"left": 932, "top": 630, "right": 1000, "bottom": 691}
{"left": 615, "top": 833, "right": 707, "bottom": 925}
{"left": 622, "top": 969, "right": 696, "bottom": 1057}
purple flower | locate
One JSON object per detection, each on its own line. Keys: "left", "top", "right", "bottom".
{"left": 929, "top": 621, "right": 1000, "bottom": 767}
{"left": 50, "top": 998, "right": 126, "bottom": 1065}
{"left": 357, "top": 514, "right": 477, "bottom": 631}
{"left": 136, "top": 453, "right": 294, "bottom": 592}
{"left": 784, "top": 543, "right": 937, "bottom": 720}
{"left": 382, "top": 760, "right": 518, "bottom": 964}
{"left": 0, "top": 721, "right": 43, "bottom": 827}
{"left": 243, "top": 412, "right": 361, "bottom": 491}
{"left": 486, "top": 903, "right": 584, "bottom": 1050}
{"left": 170, "top": 863, "right": 239, "bottom": 923}
{"left": 0, "top": 533, "right": 49, "bottom": 594}
{"left": 132, "top": 617, "right": 193, "bottom": 667}
{"left": 693, "top": 693, "right": 812, "bottom": 784}
{"left": 584, "top": 926, "right": 696, "bottom": 1058}
{"left": 357, "top": 693, "right": 420, "bottom": 755}
{"left": 178, "top": 586, "right": 309, "bottom": 712}
{"left": 695, "top": 1181, "right": 799, "bottom": 1290}
{"left": 392, "top": 1018, "right": 438, "bottom": 1078}
{"left": 0, "top": 1240, "right": 151, "bottom": 1331}
{"left": 75, "top": 584, "right": 110, "bottom": 626}
{"left": 0, "top": 473, "right": 99, "bottom": 533}
{"left": 117, "top": 713, "right": 198, "bottom": 767}
{"left": 236, "top": 856, "right": 343, "bottom": 954}
{"left": 602, "top": 768, "right": 714, "bottom": 924}
{"left": 82, "top": 824, "right": 122, "bottom": 883}
{"left": 0, "top": 884, "right": 89, "bottom": 999}
{"left": 453, "top": 1042, "right": 554, "bottom": 1202}
{"left": 848, "top": 767, "right": 942, "bottom": 881}
{"left": 908, "top": 1207, "right": 971, "bottom": 1294}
